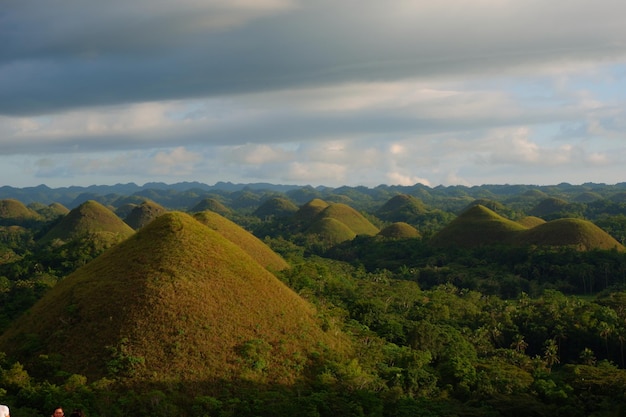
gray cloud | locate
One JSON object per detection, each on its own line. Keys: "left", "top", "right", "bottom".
{"left": 2, "top": 0, "right": 626, "bottom": 116}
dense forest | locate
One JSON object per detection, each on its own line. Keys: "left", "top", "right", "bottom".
{"left": 2, "top": 181, "right": 626, "bottom": 416}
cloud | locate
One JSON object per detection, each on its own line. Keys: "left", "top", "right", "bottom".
{"left": 2, "top": 1, "right": 626, "bottom": 187}
{"left": 2, "top": 0, "right": 626, "bottom": 116}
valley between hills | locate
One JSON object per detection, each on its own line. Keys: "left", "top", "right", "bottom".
{"left": 1, "top": 181, "right": 626, "bottom": 416}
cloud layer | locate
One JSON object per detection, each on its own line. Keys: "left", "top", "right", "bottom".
{"left": 1, "top": 0, "right": 626, "bottom": 187}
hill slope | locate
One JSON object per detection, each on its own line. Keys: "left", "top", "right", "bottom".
{"left": 0, "top": 212, "right": 343, "bottom": 386}
{"left": 193, "top": 210, "right": 289, "bottom": 271}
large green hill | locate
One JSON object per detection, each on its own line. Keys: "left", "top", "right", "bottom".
{"left": 0, "top": 212, "right": 345, "bottom": 387}
{"left": 430, "top": 205, "right": 527, "bottom": 248}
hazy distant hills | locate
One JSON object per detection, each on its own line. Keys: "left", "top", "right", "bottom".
{"left": 3, "top": 181, "right": 626, "bottom": 211}
{"left": 0, "top": 212, "right": 347, "bottom": 385}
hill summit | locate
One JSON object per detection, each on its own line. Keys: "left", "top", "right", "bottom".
{"left": 0, "top": 212, "right": 345, "bottom": 386}
{"left": 39, "top": 200, "right": 134, "bottom": 245}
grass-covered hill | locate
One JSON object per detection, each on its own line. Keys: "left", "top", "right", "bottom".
{"left": 515, "top": 218, "right": 625, "bottom": 251}
{"left": 431, "top": 204, "right": 624, "bottom": 251}
{"left": 0, "top": 212, "right": 347, "bottom": 387}
{"left": 293, "top": 198, "right": 329, "bottom": 225}
{"left": 193, "top": 210, "right": 289, "bottom": 271}
{"left": 0, "top": 198, "right": 42, "bottom": 225}
{"left": 301, "top": 202, "right": 380, "bottom": 245}
{"left": 313, "top": 203, "right": 379, "bottom": 236}
{"left": 430, "top": 205, "right": 527, "bottom": 248}
{"left": 375, "top": 194, "right": 428, "bottom": 223}
{"left": 306, "top": 217, "right": 357, "bottom": 245}
{"left": 530, "top": 197, "right": 570, "bottom": 217}
{"left": 123, "top": 200, "right": 167, "bottom": 230}
{"left": 189, "top": 197, "right": 232, "bottom": 215}
{"left": 377, "top": 222, "right": 421, "bottom": 239}
{"left": 516, "top": 216, "right": 547, "bottom": 228}
{"left": 38, "top": 200, "right": 135, "bottom": 246}
{"left": 253, "top": 197, "right": 299, "bottom": 219}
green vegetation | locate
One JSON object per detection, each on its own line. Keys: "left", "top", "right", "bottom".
{"left": 2, "top": 183, "right": 626, "bottom": 416}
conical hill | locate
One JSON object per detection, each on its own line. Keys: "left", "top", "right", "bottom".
{"left": 293, "top": 198, "right": 329, "bottom": 225}
{"left": 254, "top": 197, "right": 299, "bottom": 219}
{"left": 516, "top": 218, "right": 625, "bottom": 251}
{"left": 376, "top": 194, "right": 428, "bottom": 223}
{"left": 378, "top": 222, "right": 421, "bottom": 239}
{"left": 303, "top": 203, "right": 379, "bottom": 245}
{"left": 306, "top": 217, "right": 356, "bottom": 245}
{"left": 190, "top": 198, "right": 231, "bottom": 215}
{"left": 123, "top": 200, "right": 167, "bottom": 229}
{"left": 315, "top": 203, "right": 379, "bottom": 236}
{"left": 39, "top": 200, "right": 134, "bottom": 245}
{"left": 0, "top": 212, "right": 344, "bottom": 385}
{"left": 193, "top": 210, "right": 289, "bottom": 271}
{"left": 0, "top": 199, "right": 42, "bottom": 225}
{"left": 430, "top": 205, "right": 527, "bottom": 248}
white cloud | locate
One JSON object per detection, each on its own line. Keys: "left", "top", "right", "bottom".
{"left": 151, "top": 147, "right": 202, "bottom": 175}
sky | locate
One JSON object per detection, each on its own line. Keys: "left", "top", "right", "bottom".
{"left": 2, "top": 0, "right": 626, "bottom": 189}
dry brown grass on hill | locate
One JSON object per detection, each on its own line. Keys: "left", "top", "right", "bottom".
{"left": 0, "top": 212, "right": 348, "bottom": 388}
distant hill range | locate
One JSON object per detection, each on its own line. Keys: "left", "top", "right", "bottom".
{"left": 0, "top": 212, "right": 347, "bottom": 387}
{"left": 3, "top": 181, "right": 626, "bottom": 211}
